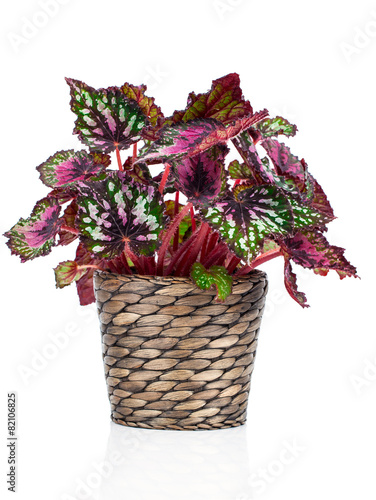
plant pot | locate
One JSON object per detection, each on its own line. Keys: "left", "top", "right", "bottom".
{"left": 94, "top": 270, "right": 268, "bottom": 431}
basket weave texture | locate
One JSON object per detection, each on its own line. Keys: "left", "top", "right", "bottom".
{"left": 94, "top": 270, "right": 268, "bottom": 431}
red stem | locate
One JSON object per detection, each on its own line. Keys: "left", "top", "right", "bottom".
{"left": 61, "top": 224, "right": 80, "bottom": 235}
{"left": 124, "top": 243, "right": 144, "bottom": 274}
{"left": 116, "top": 147, "right": 123, "bottom": 171}
{"left": 202, "top": 242, "right": 228, "bottom": 269}
{"left": 226, "top": 255, "right": 241, "bottom": 274}
{"left": 178, "top": 222, "right": 210, "bottom": 277}
{"left": 173, "top": 190, "right": 180, "bottom": 252}
{"left": 159, "top": 163, "right": 171, "bottom": 194}
{"left": 132, "top": 142, "right": 138, "bottom": 163}
{"left": 165, "top": 232, "right": 198, "bottom": 276}
{"left": 157, "top": 202, "right": 193, "bottom": 275}
{"left": 250, "top": 248, "right": 283, "bottom": 269}
{"left": 190, "top": 206, "right": 196, "bottom": 232}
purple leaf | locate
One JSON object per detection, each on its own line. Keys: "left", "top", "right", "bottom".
{"left": 4, "top": 198, "right": 62, "bottom": 262}
{"left": 77, "top": 171, "right": 166, "bottom": 259}
{"left": 233, "top": 132, "right": 299, "bottom": 196}
{"left": 58, "top": 201, "right": 79, "bottom": 246}
{"left": 201, "top": 185, "right": 294, "bottom": 262}
{"left": 261, "top": 139, "right": 314, "bottom": 199}
{"left": 171, "top": 145, "right": 229, "bottom": 204}
{"left": 284, "top": 260, "right": 309, "bottom": 308}
{"left": 66, "top": 78, "right": 148, "bottom": 153}
{"left": 74, "top": 242, "right": 103, "bottom": 305}
{"left": 281, "top": 231, "right": 358, "bottom": 279}
{"left": 37, "top": 150, "right": 107, "bottom": 188}
{"left": 137, "top": 111, "right": 268, "bottom": 165}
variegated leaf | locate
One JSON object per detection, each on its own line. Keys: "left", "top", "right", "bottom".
{"left": 77, "top": 171, "right": 165, "bottom": 259}
{"left": 178, "top": 73, "right": 253, "bottom": 125}
{"left": 171, "top": 145, "right": 229, "bottom": 204}
{"left": 261, "top": 139, "right": 314, "bottom": 199}
{"left": 137, "top": 112, "right": 268, "bottom": 165}
{"left": 191, "top": 263, "right": 233, "bottom": 302}
{"left": 281, "top": 231, "right": 358, "bottom": 279}
{"left": 289, "top": 198, "right": 332, "bottom": 231}
{"left": 66, "top": 78, "right": 147, "bottom": 153}
{"left": 233, "top": 132, "right": 299, "bottom": 195}
{"left": 4, "top": 198, "right": 62, "bottom": 262}
{"left": 37, "top": 150, "right": 107, "bottom": 188}
{"left": 201, "top": 185, "right": 294, "bottom": 262}
{"left": 284, "top": 260, "right": 309, "bottom": 308}
{"left": 54, "top": 260, "right": 91, "bottom": 288}
{"left": 121, "top": 81, "right": 164, "bottom": 127}
{"left": 256, "top": 116, "right": 297, "bottom": 138}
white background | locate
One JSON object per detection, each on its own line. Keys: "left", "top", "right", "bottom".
{"left": 0, "top": 0, "right": 374, "bottom": 499}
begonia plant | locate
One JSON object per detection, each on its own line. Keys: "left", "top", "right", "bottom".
{"left": 4, "top": 73, "right": 357, "bottom": 306}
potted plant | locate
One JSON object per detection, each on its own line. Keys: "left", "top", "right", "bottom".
{"left": 4, "top": 73, "right": 357, "bottom": 430}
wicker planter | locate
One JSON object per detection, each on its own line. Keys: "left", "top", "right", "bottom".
{"left": 94, "top": 270, "right": 268, "bottom": 431}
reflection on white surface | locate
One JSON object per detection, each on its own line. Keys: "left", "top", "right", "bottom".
{"left": 96, "top": 422, "right": 253, "bottom": 500}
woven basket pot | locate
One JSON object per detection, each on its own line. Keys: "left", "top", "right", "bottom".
{"left": 94, "top": 270, "right": 268, "bottom": 431}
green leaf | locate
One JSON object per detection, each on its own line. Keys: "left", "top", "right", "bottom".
{"left": 191, "top": 263, "right": 232, "bottom": 302}
{"left": 54, "top": 260, "right": 91, "bottom": 288}
{"left": 289, "top": 198, "right": 332, "bottom": 231}
{"left": 256, "top": 116, "right": 297, "bottom": 138}
{"left": 66, "top": 78, "right": 148, "bottom": 153}
{"left": 228, "top": 159, "right": 254, "bottom": 181}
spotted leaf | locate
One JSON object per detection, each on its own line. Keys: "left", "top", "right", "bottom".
{"left": 289, "top": 198, "right": 332, "bottom": 232}
{"left": 284, "top": 260, "right": 309, "bottom": 308}
{"left": 201, "top": 185, "right": 294, "bottom": 262}
{"left": 191, "top": 263, "right": 233, "bottom": 302}
{"left": 280, "top": 231, "right": 358, "bottom": 279}
{"left": 37, "top": 150, "right": 107, "bottom": 188}
{"left": 4, "top": 198, "right": 62, "bottom": 262}
{"left": 77, "top": 171, "right": 165, "bottom": 259}
{"left": 256, "top": 116, "right": 297, "bottom": 138}
{"left": 228, "top": 159, "right": 254, "bottom": 181}
{"left": 66, "top": 78, "right": 148, "bottom": 153}
{"left": 171, "top": 145, "right": 229, "bottom": 204}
